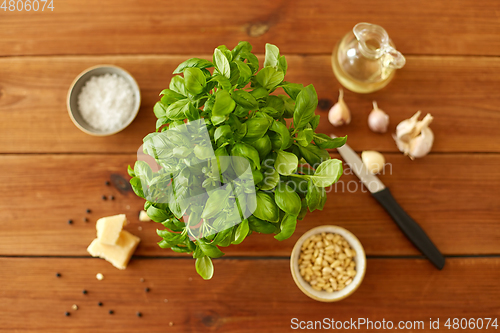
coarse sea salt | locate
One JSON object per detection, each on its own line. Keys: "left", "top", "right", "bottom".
{"left": 77, "top": 73, "right": 135, "bottom": 132}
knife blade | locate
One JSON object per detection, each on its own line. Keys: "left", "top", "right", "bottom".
{"left": 333, "top": 136, "right": 445, "bottom": 270}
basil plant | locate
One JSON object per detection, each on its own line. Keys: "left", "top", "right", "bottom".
{"left": 128, "top": 42, "right": 346, "bottom": 279}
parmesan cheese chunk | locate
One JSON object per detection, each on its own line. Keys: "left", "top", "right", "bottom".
{"left": 96, "top": 214, "right": 128, "bottom": 245}
{"left": 138, "top": 210, "right": 151, "bottom": 222}
{"left": 87, "top": 230, "right": 140, "bottom": 270}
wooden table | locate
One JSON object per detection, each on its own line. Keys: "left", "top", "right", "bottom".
{"left": 1, "top": 1, "right": 499, "bottom": 331}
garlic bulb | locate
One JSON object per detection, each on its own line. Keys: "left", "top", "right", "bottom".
{"left": 368, "top": 101, "right": 389, "bottom": 133}
{"left": 361, "top": 150, "right": 386, "bottom": 174}
{"left": 328, "top": 89, "right": 351, "bottom": 126}
{"left": 393, "top": 111, "right": 434, "bottom": 159}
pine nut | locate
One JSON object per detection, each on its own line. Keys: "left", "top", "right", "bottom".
{"left": 297, "top": 232, "right": 358, "bottom": 293}
{"left": 322, "top": 267, "right": 333, "bottom": 275}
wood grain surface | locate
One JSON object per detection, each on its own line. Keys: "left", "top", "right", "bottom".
{"left": 0, "top": 258, "right": 498, "bottom": 332}
{"left": 1, "top": 55, "right": 499, "bottom": 153}
{"left": 0, "top": 0, "right": 499, "bottom": 56}
{"left": 1, "top": 0, "right": 499, "bottom": 331}
{"left": 0, "top": 153, "right": 498, "bottom": 257}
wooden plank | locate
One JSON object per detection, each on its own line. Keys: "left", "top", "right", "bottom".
{"left": 0, "top": 0, "right": 499, "bottom": 56}
{"left": 0, "top": 257, "right": 498, "bottom": 332}
{"left": 1, "top": 55, "right": 499, "bottom": 153}
{"left": 1, "top": 153, "right": 499, "bottom": 257}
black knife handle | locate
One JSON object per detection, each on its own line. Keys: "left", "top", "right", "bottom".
{"left": 372, "top": 188, "right": 445, "bottom": 270}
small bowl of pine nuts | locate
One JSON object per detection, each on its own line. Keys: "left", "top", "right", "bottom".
{"left": 290, "top": 225, "right": 366, "bottom": 302}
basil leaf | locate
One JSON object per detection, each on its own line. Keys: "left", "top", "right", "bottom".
{"left": 266, "top": 95, "right": 285, "bottom": 113}
{"left": 311, "top": 159, "right": 343, "bottom": 187}
{"left": 201, "top": 188, "right": 231, "bottom": 219}
{"left": 250, "top": 87, "right": 269, "bottom": 100}
{"left": 234, "top": 60, "right": 252, "bottom": 87}
{"left": 253, "top": 191, "right": 279, "bottom": 222}
{"left": 231, "top": 90, "right": 258, "bottom": 109}
{"left": 296, "top": 128, "right": 314, "bottom": 147}
{"left": 213, "top": 48, "right": 231, "bottom": 79}
{"left": 127, "top": 165, "right": 136, "bottom": 177}
{"left": 171, "top": 246, "right": 191, "bottom": 253}
{"left": 274, "top": 150, "right": 298, "bottom": 176}
{"left": 298, "top": 199, "right": 308, "bottom": 220}
{"left": 243, "top": 117, "right": 270, "bottom": 142}
{"left": 210, "top": 74, "right": 232, "bottom": 91}
{"left": 274, "top": 182, "right": 301, "bottom": 216}
{"left": 306, "top": 180, "right": 322, "bottom": 211}
{"left": 240, "top": 50, "right": 259, "bottom": 74}
{"left": 293, "top": 84, "right": 317, "bottom": 129}
{"left": 214, "top": 146, "right": 230, "bottom": 174}
{"left": 213, "top": 227, "right": 234, "bottom": 247}
{"left": 280, "top": 95, "right": 295, "bottom": 118}
{"left": 185, "top": 102, "right": 200, "bottom": 121}
{"left": 248, "top": 135, "right": 272, "bottom": 160}
{"left": 281, "top": 82, "right": 303, "bottom": 100}
{"left": 297, "top": 143, "right": 330, "bottom": 168}
{"left": 146, "top": 205, "right": 169, "bottom": 223}
{"left": 309, "top": 115, "right": 321, "bottom": 130}
{"left": 184, "top": 67, "right": 206, "bottom": 95}
{"left": 169, "top": 76, "right": 187, "bottom": 96}
{"left": 256, "top": 67, "right": 284, "bottom": 91}
{"left": 314, "top": 134, "right": 347, "bottom": 149}
{"left": 173, "top": 58, "right": 213, "bottom": 74}
{"left": 232, "top": 142, "right": 260, "bottom": 170}
{"left": 284, "top": 176, "right": 308, "bottom": 195}
{"left": 130, "top": 177, "right": 145, "bottom": 199}
{"left": 216, "top": 45, "right": 233, "bottom": 62}
{"left": 195, "top": 256, "right": 214, "bottom": 280}
{"left": 166, "top": 99, "right": 190, "bottom": 120}
{"left": 153, "top": 102, "right": 166, "bottom": 118}
{"left": 274, "top": 213, "right": 297, "bottom": 241}
{"left": 159, "top": 88, "right": 186, "bottom": 105}
{"left": 214, "top": 125, "right": 232, "bottom": 143}
{"left": 259, "top": 167, "right": 280, "bottom": 190}
{"left": 248, "top": 216, "right": 277, "bottom": 234}
{"left": 212, "top": 89, "right": 235, "bottom": 117}
{"left": 232, "top": 41, "right": 253, "bottom": 60}
{"left": 264, "top": 43, "right": 280, "bottom": 68}
{"left": 232, "top": 219, "right": 249, "bottom": 245}
{"left": 134, "top": 161, "right": 153, "bottom": 181}
{"left": 317, "top": 187, "right": 327, "bottom": 210}
{"left": 269, "top": 120, "right": 291, "bottom": 149}
{"left": 277, "top": 55, "right": 288, "bottom": 75}
{"left": 252, "top": 168, "right": 264, "bottom": 185}
{"left": 198, "top": 239, "right": 225, "bottom": 258}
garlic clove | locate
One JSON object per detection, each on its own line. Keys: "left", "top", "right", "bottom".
{"left": 361, "top": 150, "right": 386, "bottom": 174}
{"left": 394, "top": 111, "right": 434, "bottom": 159}
{"left": 328, "top": 89, "right": 351, "bottom": 127}
{"left": 408, "top": 126, "right": 434, "bottom": 159}
{"left": 395, "top": 111, "right": 421, "bottom": 142}
{"left": 368, "top": 101, "right": 389, "bottom": 133}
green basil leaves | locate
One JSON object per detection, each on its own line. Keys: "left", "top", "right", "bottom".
{"left": 130, "top": 42, "right": 347, "bottom": 280}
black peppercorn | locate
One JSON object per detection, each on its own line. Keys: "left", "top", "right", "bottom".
{"left": 67, "top": 219, "right": 73, "bottom": 225}
{"left": 56, "top": 272, "right": 61, "bottom": 277}
{"left": 136, "top": 312, "right": 142, "bottom": 317}
{"left": 102, "top": 195, "right": 107, "bottom": 200}
{"left": 105, "top": 181, "right": 110, "bottom": 186}
{"left": 86, "top": 209, "right": 91, "bottom": 213}
{"left": 65, "top": 312, "right": 70, "bottom": 316}
{"left": 145, "top": 287, "right": 150, "bottom": 293}
{"left": 82, "top": 289, "right": 88, "bottom": 295}
{"left": 110, "top": 195, "right": 115, "bottom": 201}
{"left": 98, "top": 302, "right": 103, "bottom": 307}
{"left": 109, "top": 310, "right": 114, "bottom": 315}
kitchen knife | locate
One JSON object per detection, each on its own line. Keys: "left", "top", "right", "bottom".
{"left": 333, "top": 137, "right": 445, "bottom": 270}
